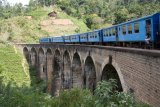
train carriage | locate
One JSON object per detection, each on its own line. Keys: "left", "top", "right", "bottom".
{"left": 102, "top": 25, "right": 118, "bottom": 44}
{"left": 88, "top": 30, "right": 102, "bottom": 44}
{"left": 80, "top": 33, "right": 88, "bottom": 43}
{"left": 70, "top": 34, "right": 80, "bottom": 43}
{"left": 63, "top": 35, "right": 71, "bottom": 43}
{"left": 39, "top": 37, "right": 51, "bottom": 43}
{"left": 51, "top": 36, "right": 64, "bottom": 43}
{"left": 117, "top": 13, "right": 160, "bottom": 47}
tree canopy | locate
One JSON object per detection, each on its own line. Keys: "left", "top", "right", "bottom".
{"left": 0, "top": 0, "right": 160, "bottom": 29}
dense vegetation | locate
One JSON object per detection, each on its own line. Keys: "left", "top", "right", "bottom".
{"left": 0, "top": 1, "right": 89, "bottom": 43}
{"left": 0, "top": 0, "right": 158, "bottom": 106}
{"left": 30, "top": 0, "right": 160, "bottom": 29}
{"left": 0, "top": 41, "right": 30, "bottom": 86}
{"left": 1, "top": 0, "right": 160, "bottom": 30}
{"left": 0, "top": 69, "right": 151, "bottom": 107}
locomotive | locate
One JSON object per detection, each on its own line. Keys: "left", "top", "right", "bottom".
{"left": 39, "top": 13, "right": 160, "bottom": 49}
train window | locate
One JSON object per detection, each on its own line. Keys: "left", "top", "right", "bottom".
{"left": 146, "top": 19, "right": 151, "bottom": 38}
{"left": 107, "top": 30, "right": 109, "bottom": 36}
{"left": 134, "top": 22, "right": 139, "bottom": 33}
{"left": 103, "top": 30, "right": 106, "bottom": 37}
{"left": 112, "top": 28, "right": 116, "bottom": 36}
{"left": 128, "top": 24, "right": 132, "bottom": 34}
{"left": 103, "top": 30, "right": 105, "bottom": 36}
{"left": 123, "top": 25, "right": 126, "bottom": 35}
{"left": 109, "top": 29, "right": 112, "bottom": 36}
{"left": 95, "top": 33, "right": 96, "bottom": 38}
{"left": 93, "top": 32, "right": 96, "bottom": 38}
{"left": 105, "top": 30, "right": 108, "bottom": 37}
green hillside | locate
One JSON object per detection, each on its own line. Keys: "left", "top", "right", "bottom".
{"left": 0, "top": 41, "right": 30, "bottom": 87}
{"left": 0, "top": 7, "right": 89, "bottom": 43}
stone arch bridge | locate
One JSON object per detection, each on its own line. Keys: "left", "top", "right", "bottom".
{"left": 18, "top": 44, "right": 160, "bottom": 107}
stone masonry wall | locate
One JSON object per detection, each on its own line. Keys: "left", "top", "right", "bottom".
{"left": 20, "top": 44, "right": 160, "bottom": 107}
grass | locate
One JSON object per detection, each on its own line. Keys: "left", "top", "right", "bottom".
{"left": 0, "top": 42, "right": 30, "bottom": 87}
{"left": 0, "top": 6, "right": 89, "bottom": 43}
{"left": 27, "top": 7, "right": 52, "bottom": 20}
{"left": 0, "top": 16, "right": 49, "bottom": 43}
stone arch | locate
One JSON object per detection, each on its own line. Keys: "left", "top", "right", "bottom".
{"left": 101, "top": 57, "right": 127, "bottom": 92}
{"left": 30, "top": 47, "right": 37, "bottom": 67}
{"left": 23, "top": 47, "right": 30, "bottom": 63}
{"left": 84, "top": 56, "right": 96, "bottom": 92}
{"left": 72, "top": 52, "right": 83, "bottom": 88}
{"left": 46, "top": 48, "right": 53, "bottom": 92}
{"left": 52, "top": 49, "right": 62, "bottom": 96}
{"left": 62, "top": 50, "right": 71, "bottom": 89}
{"left": 38, "top": 48, "right": 46, "bottom": 80}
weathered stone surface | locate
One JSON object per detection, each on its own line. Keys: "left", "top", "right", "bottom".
{"left": 21, "top": 44, "right": 160, "bottom": 107}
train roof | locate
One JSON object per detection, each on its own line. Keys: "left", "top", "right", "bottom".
{"left": 102, "top": 24, "right": 118, "bottom": 30}
{"left": 52, "top": 36, "right": 63, "bottom": 38}
{"left": 117, "top": 12, "right": 160, "bottom": 26}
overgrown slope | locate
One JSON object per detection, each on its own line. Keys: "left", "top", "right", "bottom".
{"left": 0, "top": 41, "right": 30, "bottom": 87}
{"left": 0, "top": 7, "right": 89, "bottom": 43}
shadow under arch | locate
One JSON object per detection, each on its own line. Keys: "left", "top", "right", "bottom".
{"left": 101, "top": 57, "right": 127, "bottom": 92}
{"left": 30, "top": 47, "right": 37, "bottom": 67}
{"left": 84, "top": 56, "right": 96, "bottom": 93}
{"left": 23, "top": 47, "right": 30, "bottom": 63}
{"left": 101, "top": 64, "right": 123, "bottom": 92}
{"left": 72, "top": 52, "right": 83, "bottom": 88}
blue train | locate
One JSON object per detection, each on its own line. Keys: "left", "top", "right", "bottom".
{"left": 39, "top": 13, "right": 160, "bottom": 49}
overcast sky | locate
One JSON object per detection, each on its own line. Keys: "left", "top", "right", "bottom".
{"left": 7, "top": 0, "right": 30, "bottom": 5}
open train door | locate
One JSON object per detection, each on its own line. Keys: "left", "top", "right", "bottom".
{"left": 145, "top": 19, "right": 152, "bottom": 48}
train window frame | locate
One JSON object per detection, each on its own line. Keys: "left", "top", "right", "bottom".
{"left": 107, "top": 30, "right": 109, "bottom": 36}
{"left": 96, "top": 32, "right": 98, "bottom": 38}
{"left": 128, "top": 24, "right": 132, "bottom": 34}
{"left": 103, "top": 29, "right": 108, "bottom": 37}
{"left": 109, "top": 29, "right": 112, "bottom": 36}
{"left": 122, "top": 25, "right": 126, "bottom": 35}
{"left": 112, "top": 28, "right": 116, "bottom": 36}
{"left": 134, "top": 22, "right": 140, "bottom": 33}
{"left": 94, "top": 32, "right": 97, "bottom": 38}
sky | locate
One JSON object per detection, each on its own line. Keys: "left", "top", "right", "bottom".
{"left": 7, "top": 0, "right": 30, "bottom": 5}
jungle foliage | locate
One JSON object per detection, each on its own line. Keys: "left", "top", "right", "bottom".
{"left": 29, "top": 0, "right": 160, "bottom": 29}
{"left": 0, "top": 72, "right": 151, "bottom": 107}
{"left": 0, "top": 0, "right": 160, "bottom": 29}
